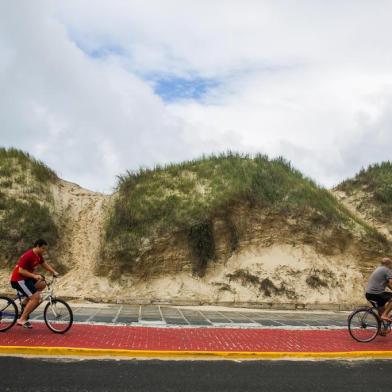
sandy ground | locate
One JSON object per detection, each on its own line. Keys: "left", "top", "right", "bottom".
{"left": 0, "top": 182, "right": 369, "bottom": 307}
{"left": 50, "top": 242, "right": 365, "bottom": 306}
{"left": 50, "top": 180, "right": 119, "bottom": 297}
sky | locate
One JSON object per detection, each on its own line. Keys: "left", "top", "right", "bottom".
{"left": 1, "top": 1, "right": 392, "bottom": 193}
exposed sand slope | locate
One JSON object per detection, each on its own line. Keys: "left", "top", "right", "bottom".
{"left": 51, "top": 185, "right": 368, "bottom": 306}
{"left": 0, "top": 180, "right": 121, "bottom": 298}
{"left": 49, "top": 180, "right": 122, "bottom": 296}
{"left": 0, "top": 181, "right": 383, "bottom": 307}
{"left": 119, "top": 243, "right": 364, "bottom": 306}
{"left": 51, "top": 180, "right": 107, "bottom": 271}
{"left": 52, "top": 241, "right": 364, "bottom": 307}
{"left": 333, "top": 189, "right": 392, "bottom": 242}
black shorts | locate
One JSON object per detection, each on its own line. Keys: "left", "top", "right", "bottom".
{"left": 11, "top": 279, "right": 37, "bottom": 298}
{"left": 365, "top": 292, "right": 392, "bottom": 307}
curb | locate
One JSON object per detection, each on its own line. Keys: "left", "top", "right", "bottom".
{"left": 0, "top": 292, "right": 360, "bottom": 311}
{"left": 1, "top": 346, "right": 392, "bottom": 360}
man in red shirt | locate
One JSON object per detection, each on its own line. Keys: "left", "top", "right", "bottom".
{"left": 10, "top": 239, "right": 59, "bottom": 328}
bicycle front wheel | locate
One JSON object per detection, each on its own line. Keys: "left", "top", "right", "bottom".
{"left": 348, "top": 308, "right": 380, "bottom": 342}
{"left": 44, "top": 299, "right": 73, "bottom": 334}
{"left": 0, "top": 296, "right": 18, "bottom": 332}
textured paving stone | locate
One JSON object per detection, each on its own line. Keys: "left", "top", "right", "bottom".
{"left": 117, "top": 306, "right": 140, "bottom": 323}
{"left": 180, "top": 309, "right": 211, "bottom": 326}
{"left": 13, "top": 302, "right": 353, "bottom": 327}
{"left": 2, "top": 323, "right": 392, "bottom": 353}
{"left": 202, "top": 312, "right": 232, "bottom": 323}
{"left": 140, "top": 306, "right": 162, "bottom": 322}
{"left": 219, "top": 312, "right": 256, "bottom": 324}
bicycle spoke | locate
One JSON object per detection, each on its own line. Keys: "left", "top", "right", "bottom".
{"left": 349, "top": 308, "right": 379, "bottom": 342}
{"left": 44, "top": 299, "right": 73, "bottom": 333}
{"left": 0, "top": 297, "right": 18, "bottom": 332}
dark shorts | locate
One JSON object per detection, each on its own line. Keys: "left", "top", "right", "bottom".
{"left": 11, "top": 279, "right": 37, "bottom": 298}
{"left": 365, "top": 292, "right": 392, "bottom": 307}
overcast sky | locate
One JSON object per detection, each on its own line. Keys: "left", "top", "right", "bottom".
{"left": 1, "top": 1, "right": 392, "bottom": 193}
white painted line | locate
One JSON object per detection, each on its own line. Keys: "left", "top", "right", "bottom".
{"left": 217, "top": 312, "right": 234, "bottom": 323}
{"left": 69, "top": 321, "right": 349, "bottom": 330}
{"left": 176, "top": 309, "right": 191, "bottom": 325}
{"left": 211, "top": 322, "right": 258, "bottom": 328}
{"left": 158, "top": 306, "right": 164, "bottom": 323}
{"left": 112, "top": 305, "right": 123, "bottom": 323}
{"left": 196, "top": 310, "right": 213, "bottom": 325}
{"left": 138, "top": 320, "right": 167, "bottom": 326}
{"left": 85, "top": 308, "right": 100, "bottom": 323}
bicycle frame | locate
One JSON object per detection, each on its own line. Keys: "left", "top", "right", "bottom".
{"left": 14, "top": 277, "right": 57, "bottom": 309}
{"left": 359, "top": 307, "right": 380, "bottom": 326}
{"left": 40, "top": 279, "right": 56, "bottom": 303}
{"left": 366, "top": 302, "right": 392, "bottom": 328}
{"left": 349, "top": 303, "right": 391, "bottom": 336}
{"left": 3, "top": 277, "right": 73, "bottom": 334}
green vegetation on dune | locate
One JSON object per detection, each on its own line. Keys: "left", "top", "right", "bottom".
{"left": 0, "top": 147, "right": 57, "bottom": 185}
{"left": 104, "top": 152, "right": 385, "bottom": 275}
{"left": 110, "top": 152, "right": 341, "bottom": 234}
{"left": 0, "top": 147, "right": 59, "bottom": 263}
{"left": 1, "top": 147, "right": 388, "bottom": 276}
{"left": 337, "top": 161, "right": 392, "bottom": 221}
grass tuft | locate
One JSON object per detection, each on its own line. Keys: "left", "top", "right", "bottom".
{"left": 0, "top": 147, "right": 59, "bottom": 264}
{"left": 337, "top": 161, "right": 392, "bottom": 221}
{"left": 104, "top": 152, "right": 375, "bottom": 275}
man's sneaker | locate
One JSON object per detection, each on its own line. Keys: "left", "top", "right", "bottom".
{"left": 378, "top": 328, "right": 388, "bottom": 336}
{"left": 23, "top": 321, "right": 32, "bottom": 328}
{"left": 17, "top": 320, "right": 32, "bottom": 329}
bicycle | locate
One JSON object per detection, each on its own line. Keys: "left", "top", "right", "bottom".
{"left": 0, "top": 276, "right": 73, "bottom": 334}
{"left": 348, "top": 300, "right": 392, "bottom": 342}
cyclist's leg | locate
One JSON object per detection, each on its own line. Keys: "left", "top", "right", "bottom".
{"left": 19, "top": 291, "right": 40, "bottom": 324}
{"left": 12, "top": 279, "right": 40, "bottom": 324}
{"left": 34, "top": 278, "right": 46, "bottom": 291}
{"left": 19, "top": 279, "right": 47, "bottom": 322}
{"left": 380, "top": 292, "right": 392, "bottom": 321}
{"left": 11, "top": 281, "right": 28, "bottom": 314}
{"left": 365, "top": 292, "right": 385, "bottom": 316}
{"left": 378, "top": 306, "right": 385, "bottom": 317}
{"left": 381, "top": 303, "right": 392, "bottom": 321}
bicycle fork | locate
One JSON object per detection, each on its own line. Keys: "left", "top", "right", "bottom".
{"left": 47, "top": 297, "right": 60, "bottom": 318}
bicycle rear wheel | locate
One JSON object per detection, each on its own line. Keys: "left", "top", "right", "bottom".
{"left": 44, "top": 299, "right": 73, "bottom": 334}
{"left": 348, "top": 308, "right": 380, "bottom": 342}
{"left": 0, "top": 296, "right": 18, "bottom": 332}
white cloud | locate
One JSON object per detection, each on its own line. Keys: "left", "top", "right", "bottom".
{"left": 1, "top": 1, "right": 392, "bottom": 191}
{"left": 0, "top": 1, "right": 201, "bottom": 192}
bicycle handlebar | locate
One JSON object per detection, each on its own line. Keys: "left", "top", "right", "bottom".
{"left": 41, "top": 275, "right": 59, "bottom": 286}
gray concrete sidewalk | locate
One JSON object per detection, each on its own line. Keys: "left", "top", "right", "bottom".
{"left": 28, "top": 303, "right": 350, "bottom": 328}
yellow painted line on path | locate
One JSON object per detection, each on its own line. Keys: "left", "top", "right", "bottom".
{"left": 1, "top": 346, "right": 392, "bottom": 360}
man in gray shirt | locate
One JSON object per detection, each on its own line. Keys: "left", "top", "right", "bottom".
{"left": 366, "top": 257, "right": 392, "bottom": 322}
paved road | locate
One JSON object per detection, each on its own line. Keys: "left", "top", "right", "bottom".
{"left": 28, "top": 304, "right": 349, "bottom": 328}
{"left": 1, "top": 357, "right": 391, "bottom": 392}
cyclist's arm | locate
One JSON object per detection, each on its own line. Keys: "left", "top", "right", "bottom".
{"left": 387, "top": 278, "right": 392, "bottom": 291}
{"left": 41, "top": 261, "right": 58, "bottom": 276}
{"left": 19, "top": 267, "right": 42, "bottom": 280}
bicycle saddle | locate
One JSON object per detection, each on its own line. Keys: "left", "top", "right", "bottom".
{"left": 368, "top": 300, "right": 379, "bottom": 309}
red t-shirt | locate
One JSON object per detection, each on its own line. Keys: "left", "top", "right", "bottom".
{"left": 10, "top": 249, "right": 44, "bottom": 282}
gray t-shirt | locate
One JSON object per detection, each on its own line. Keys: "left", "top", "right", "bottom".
{"left": 366, "top": 266, "right": 392, "bottom": 294}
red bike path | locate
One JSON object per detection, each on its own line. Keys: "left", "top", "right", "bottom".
{"left": 1, "top": 323, "right": 392, "bottom": 359}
